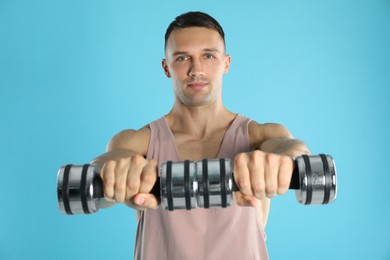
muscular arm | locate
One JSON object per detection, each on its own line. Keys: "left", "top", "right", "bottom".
{"left": 247, "top": 121, "right": 311, "bottom": 228}
{"left": 90, "top": 127, "right": 151, "bottom": 218}
{"left": 92, "top": 127, "right": 150, "bottom": 168}
{"left": 254, "top": 122, "right": 310, "bottom": 157}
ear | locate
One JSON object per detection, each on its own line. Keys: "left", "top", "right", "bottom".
{"left": 223, "top": 55, "right": 231, "bottom": 74}
{"left": 162, "top": 59, "right": 171, "bottom": 78}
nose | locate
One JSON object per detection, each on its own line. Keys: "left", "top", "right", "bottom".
{"left": 188, "top": 59, "right": 204, "bottom": 77}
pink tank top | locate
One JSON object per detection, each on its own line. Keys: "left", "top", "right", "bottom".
{"left": 134, "top": 114, "right": 269, "bottom": 260}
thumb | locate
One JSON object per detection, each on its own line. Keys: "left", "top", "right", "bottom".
{"left": 234, "top": 192, "right": 257, "bottom": 207}
{"left": 132, "top": 193, "right": 160, "bottom": 210}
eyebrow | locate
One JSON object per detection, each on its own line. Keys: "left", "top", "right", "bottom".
{"left": 172, "top": 51, "right": 189, "bottom": 56}
{"left": 203, "top": 48, "right": 220, "bottom": 53}
{"left": 172, "top": 48, "right": 221, "bottom": 57}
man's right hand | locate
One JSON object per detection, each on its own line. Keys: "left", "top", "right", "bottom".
{"left": 100, "top": 154, "right": 159, "bottom": 210}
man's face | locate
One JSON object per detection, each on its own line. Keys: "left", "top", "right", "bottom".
{"left": 163, "top": 27, "right": 231, "bottom": 107}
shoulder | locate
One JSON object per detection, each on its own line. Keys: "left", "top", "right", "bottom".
{"left": 248, "top": 121, "right": 293, "bottom": 149}
{"left": 107, "top": 125, "right": 151, "bottom": 156}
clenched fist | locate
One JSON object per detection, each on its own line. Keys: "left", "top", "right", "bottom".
{"left": 233, "top": 150, "right": 294, "bottom": 206}
{"left": 100, "top": 154, "right": 159, "bottom": 210}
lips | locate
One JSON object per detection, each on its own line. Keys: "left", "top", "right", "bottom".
{"left": 187, "top": 82, "right": 208, "bottom": 90}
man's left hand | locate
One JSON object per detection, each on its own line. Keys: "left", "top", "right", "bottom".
{"left": 233, "top": 150, "right": 294, "bottom": 206}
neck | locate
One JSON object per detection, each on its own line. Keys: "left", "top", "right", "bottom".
{"left": 165, "top": 98, "right": 235, "bottom": 138}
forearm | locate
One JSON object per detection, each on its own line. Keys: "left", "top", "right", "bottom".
{"left": 259, "top": 137, "right": 311, "bottom": 158}
{"left": 91, "top": 149, "right": 137, "bottom": 169}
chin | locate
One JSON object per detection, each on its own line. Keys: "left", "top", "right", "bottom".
{"left": 183, "top": 98, "right": 216, "bottom": 108}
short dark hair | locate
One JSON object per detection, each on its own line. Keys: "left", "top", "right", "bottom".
{"left": 164, "top": 11, "right": 226, "bottom": 51}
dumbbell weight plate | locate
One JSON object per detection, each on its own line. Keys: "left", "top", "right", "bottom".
{"left": 295, "top": 154, "right": 337, "bottom": 205}
{"left": 57, "top": 164, "right": 102, "bottom": 215}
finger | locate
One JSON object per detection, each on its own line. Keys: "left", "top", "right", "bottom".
{"left": 100, "top": 160, "right": 116, "bottom": 200}
{"left": 124, "top": 155, "right": 145, "bottom": 202}
{"left": 277, "top": 156, "right": 294, "bottom": 195}
{"left": 138, "top": 159, "right": 158, "bottom": 194}
{"left": 264, "top": 153, "right": 279, "bottom": 198}
{"left": 234, "top": 193, "right": 256, "bottom": 207}
{"left": 248, "top": 152, "right": 265, "bottom": 200}
{"left": 132, "top": 193, "right": 159, "bottom": 210}
{"left": 114, "top": 158, "right": 129, "bottom": 203}
{"left": 233, "top": 154, "right": 252, "bottom": 196}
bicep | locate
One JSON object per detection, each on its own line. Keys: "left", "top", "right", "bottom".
{"left": 262, "top": 123, "right": 293, "bottom": 140}
{"left": 107, "top": 129, "right": 137, "bottom": 151}
{"left": 91, "top": 127, "right": 150, "bottom": 167}
{"left": 108, "top": 127, "right": 150, "bottom": 153}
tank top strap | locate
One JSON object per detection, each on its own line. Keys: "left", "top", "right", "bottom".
{"left": 147, "top": 117, "right": 180, "bottom": 166}
{"left": 218, "top": 114, "right": 252, "bottom": 160}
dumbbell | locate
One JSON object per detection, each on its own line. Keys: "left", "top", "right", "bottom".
{"left": 57, "top": 154, "right": 337, "bottom": 215}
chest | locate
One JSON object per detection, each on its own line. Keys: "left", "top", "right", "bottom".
{"left": 174, "top": 130, "right": 226, "bottom": 161}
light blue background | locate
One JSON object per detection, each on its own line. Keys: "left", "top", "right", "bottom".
{"left": 1, "top": 1, "right": 389, "bottom": 259}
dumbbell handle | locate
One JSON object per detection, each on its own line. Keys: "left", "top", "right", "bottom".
{"left": 57, "top": 154, "right": 336, "bottom": 214}
{"left": 140, "top": 164, "right": 300, "bottom": 199}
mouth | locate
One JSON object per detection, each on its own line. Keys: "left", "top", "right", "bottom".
{"left": 187, "top": 81, "right": 208, "bottom": 90}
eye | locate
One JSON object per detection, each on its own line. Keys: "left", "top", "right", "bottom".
{"left": 176, "top": 56, "right": 188, "bottom": 62}
{"left": 204, "top": 53, "right": 215, "bottom": 59}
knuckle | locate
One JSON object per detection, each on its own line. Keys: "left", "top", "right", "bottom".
{"left": 141, "top": 173, "right": 155, "bottom": 186}
{"left": 104, "top": 175, "right": 115, "bottom": 187}
{"left": 234, "top": 154, "right": 250, "bottom": 173}
{"left": 278, "top": 178, "right": 290, "bottom": 193}
{"left": 117, "top": 157, "right": 129, "bottom": 166}
{"left": 265, "top": 153, "right": 278, "bottom": 165}
{"left": 252, "top": 182, "right": 265, "bottom": 195}
{"left": 105, "top": 159, "right": 116, "bottom": 168}
{"left": 131, "top": 154, "right": 145, "bottom": 165}
{"left": 234, "top": 153, "right": 246, "bottom": 165}
{"left": 237, "top": 178, "right": 250, "bottom": 192}
{"left": 280, "top": 155, "right": 290, "bottom": 164}
{"left": 248, "top": 151, "right": 257, "bottom": 163}
{"left": 280, "top": 156, "right": 293, "bottom": 169}
{"left": 266, "top": 184, "right": 277, "bottom": 195}
{"left": 101, "top": 160, "right": 114, "bottom": 176}
{"left": 249, "top": 150, "right": 264, "bottom": 167}
{"left": 114, "top": 183, "right": 126, "bottom": 193}
{"left": 279, "top": 174, "right": 290, "bottom": 186}
{"left": 278, "top": 187, "right": 288, "bottom": 195}
{"left": 126, "top": 179, "right": 140, "bottom": 194}
{"left": 102, "top": 171, "right": 115, "bottom": 184}
{"left": 251, "top": 150, "right": 263, "bottom": 159}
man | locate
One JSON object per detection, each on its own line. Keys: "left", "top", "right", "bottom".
{"left": 92, "top": 11, "right": 310, "bottom": 260}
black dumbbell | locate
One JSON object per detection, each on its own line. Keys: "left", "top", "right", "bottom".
{"left": 57, "top": 154, "right": 337, "bottom": 215}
